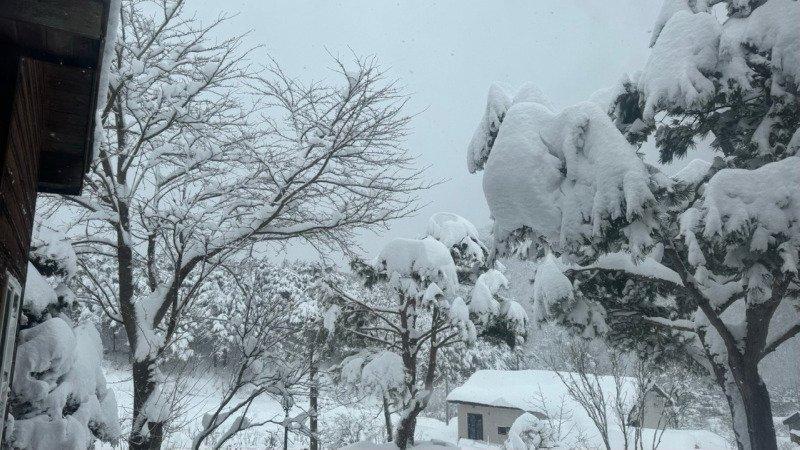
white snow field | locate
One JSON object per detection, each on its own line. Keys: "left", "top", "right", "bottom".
{"left": 102, "top": 363, "right": 455, "bottom": 449}
{"left": 102, "top": 364, "right": 732, "bottom": 449}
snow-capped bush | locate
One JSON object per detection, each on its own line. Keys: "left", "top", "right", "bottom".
{"left": 28, "top": 226, "right": 77, "bottom": 280}
{"left": 502, "top": 412, "right": 557, "bottom": 450}
{"left": 5, "top": 260, "right": 119, "bottom": 449}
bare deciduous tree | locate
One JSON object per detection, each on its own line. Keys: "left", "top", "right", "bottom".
{"left": 190, "top": 262, "right": 306, "bottom": 449}
{"left": 542, "top": 341, "right": 677, "bottom": 450}
{"left": 544, "top": 342, "right": 616, "bottom": 450}
{"left": 44, "top": 0, "right": 427, "bottom": 447}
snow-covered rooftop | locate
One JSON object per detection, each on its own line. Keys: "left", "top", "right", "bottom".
{"left": 447, "top": 370, "right": 729, "bottom": 449}
{"left": 446, "top": 369, "right": 636, "bottom": 412}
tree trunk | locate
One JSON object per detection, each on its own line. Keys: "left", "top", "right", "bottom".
{"left": 129, "top": 358, "right": 165, "bottom": 449}
{"left": 383, "top": 395, "right": 393, "bottom": 442}
{"left": 283, "top": 420, "right": 289, "bottom": 450}
{"left": 727, "top": 365, "right": 777, "bottom": 450}
{"left": 444, "top": 378, "right": 451, "bottom": 424}
{"left": 118, "top": 206, "right": 163, "bottom": 448}
{"left": 309, "top": 360, "right": 319, "bottom": 450}
{"left": 395, "top": 411, "right": 420, "bottom": 449}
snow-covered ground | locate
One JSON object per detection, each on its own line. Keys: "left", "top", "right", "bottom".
{"left": 101, "top": 363, "right": 745, "bottom": 449}
{"left": 103, "top": 362, "right": 453, "bottom": 449}
{"left": 104, "top": 363, "right": 334, "bottom": 448}
{"left": 104, "top": 365, "right": 283, "bottom": 448}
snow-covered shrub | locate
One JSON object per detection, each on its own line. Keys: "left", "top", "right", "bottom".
{"left": 320, "top": 407, "right": 386, "bottom": 449}
{"left": 468, "top": 1, "right": 800, "bottom": 448}
{"left": 5, "top": 226, "right": 119, "bottom": 449}
{"left": 7, "top": 315, "right": 120, "bottom": 449}
{"left": 502, "top": 413, "right": 557, "bottom": 450}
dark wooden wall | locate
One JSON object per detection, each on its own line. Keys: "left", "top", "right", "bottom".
{"left": 0, "top": 57, "right": 44, "bottom": 288}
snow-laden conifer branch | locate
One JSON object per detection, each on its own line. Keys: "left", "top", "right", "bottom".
{"left": 469, "top": 1, "right": 800, "bottom": 447}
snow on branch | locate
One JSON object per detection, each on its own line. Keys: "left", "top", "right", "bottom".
{"left": 478, "top": 87, "right": 657, "bottom": 260}
{"left": 581, "top": 251, "right": 684, "bottom": 287}
{"left": 375, "top": 237, "right": 459, "bottom": 294}
{"left": 681, "top": 157, "right": 800, "bottom": 275}
{"left": 467, "top": 84, "right": 512, "bottom": 173}
{"left": 639, "top": 11, "right": 721, "bottom": 121}
{"left": 762, "top": 318, "right": 800, "bottom": 357}
{"left": 426, "top": 212, "right": 487, "bottom": 266}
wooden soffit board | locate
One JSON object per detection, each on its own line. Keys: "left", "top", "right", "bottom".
{"left": 0, "top": 0, "right": 112, "bottom": 194}
{"left": 37, "top": 60, "right": 95, "bottom": 195}
{"left": 0, "top": 0, "right": 104, "bottom": 40}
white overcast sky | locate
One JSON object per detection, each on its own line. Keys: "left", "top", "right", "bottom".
{"left": 193, "top": 0, "right": 714, "bottom": 261}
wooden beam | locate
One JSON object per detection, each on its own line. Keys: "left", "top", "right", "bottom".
{"left": 0, "top": 0, "right": 104, "bottom": 40}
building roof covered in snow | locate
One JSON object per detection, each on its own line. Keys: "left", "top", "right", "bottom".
{"left": 446, "top": 369, "right": 636, "bottom": 412}
{"left": 447, "top": 370, "right": 728, "bottom": 449}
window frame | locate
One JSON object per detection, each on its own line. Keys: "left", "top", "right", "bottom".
{"left": 0, "top": 271, "right": 23, "bottom": 434}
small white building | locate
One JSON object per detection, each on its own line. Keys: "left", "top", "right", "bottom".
{"left": 446, "top": 369, "right": 672, "bottom": 446}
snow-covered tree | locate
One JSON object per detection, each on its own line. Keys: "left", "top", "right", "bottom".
{"left": 190, "top": 260, "right": 308, "bottom": 449}
{"left": 330, "top": 236, "right": 475, "bottom": 449}
{"left": 42, "top": 0, "right": 426, "bottom": 447}
{"left": 4, "top": 225, "right": 120, "bottom": 449}
{"left": 331, "top": 214, "right": 527, "bottom": 449}
{"left": 285, "top": 264, "right": 342, "bottom": 450}
{"left": 468, "top": 1, "right": 800, "bottom": 448}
